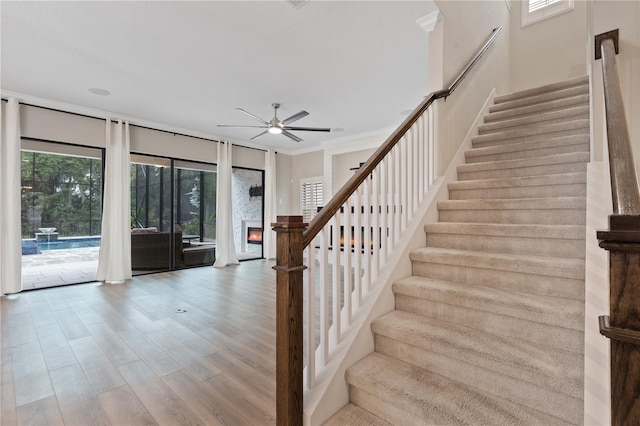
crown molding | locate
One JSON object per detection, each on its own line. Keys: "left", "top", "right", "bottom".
{"left": 416, "top": 9, "right": 441, "bottom": 34}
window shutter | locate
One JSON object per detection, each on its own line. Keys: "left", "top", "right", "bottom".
{"left": 522, "top": 0, "right": 573, "bottom": 27}
{"left": 301, "top": 179, "right": 323, "bottom": 223}
{"left": 528, "top": 0, "right": 560, "bottom": 13}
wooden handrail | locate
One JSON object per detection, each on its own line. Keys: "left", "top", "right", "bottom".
{"left": 303, "top": 26, "right": 503, "bottom": 248}
{"left": 599, "top": 315, "right": 640, "bottom": 347}
{"left": 596, "top": 28, "right": 640, "bottom": 426}
{"left": 598, "top": 31, "right": 640, "bottom": 215}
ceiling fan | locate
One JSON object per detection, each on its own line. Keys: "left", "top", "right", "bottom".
{"left": 217, "top": 103, "right": 331, "bottom": 142}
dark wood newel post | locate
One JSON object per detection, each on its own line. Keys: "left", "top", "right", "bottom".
{"left": 598, "top": 216, "right": 640, "bottom": 426}
{"left": 272, "top": 216, "right": 307, "bottom": 426}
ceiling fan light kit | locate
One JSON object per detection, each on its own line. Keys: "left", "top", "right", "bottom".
{"left": 218, "top": 102, "right": 331, "bottom": 143}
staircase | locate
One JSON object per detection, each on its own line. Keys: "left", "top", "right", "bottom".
{"left": 325, "top": 76, "right": 589, "bottom": 425}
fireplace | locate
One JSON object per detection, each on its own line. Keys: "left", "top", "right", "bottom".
{"left": 247, "top": 227, "right": 263, "bottom": 244}
{"left": 241, "top": 219, "right": 263, "bottom": 252}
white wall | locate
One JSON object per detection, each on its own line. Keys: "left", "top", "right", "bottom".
{"left": 331, "top": 148, "right": 376, "bottom": 195}
{"left": 509, "top": 0, "right": 588, "bottom": 92}
{"left": 275, "top": 153, "right": 293, "bottom": 216}
{"left": 433, "top": 0, "right": 511, "bottom": 173}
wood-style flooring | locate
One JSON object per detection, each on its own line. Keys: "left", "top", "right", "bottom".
{"left": 1, "top": 260, "right": 277, "bottom": 425}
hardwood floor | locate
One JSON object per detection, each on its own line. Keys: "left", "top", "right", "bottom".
{"left": 1, "top": 260, "right": 277, "bottom": 425}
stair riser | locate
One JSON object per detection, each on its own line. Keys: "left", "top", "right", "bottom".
{"left": 394, "top": 294, "right": 584, "bottom": 352}
{"left": 425, "top": 234, "right": 585, "bottom": 258}
{"left": 472, "top": 127, "right": 589, "bottom": 149}
{"left": 466, "top": 143, "right": 589, "bottom": 163}
{"left": 485, "top": 95, "right": 589, "bottom": 123}
{"left": 478, "top": 110, "right": 589, "bottom": 135}
{"left": 490, "top": 85, "right": 589, "bottom": 112}
{"left": 458, "top": 162, "right": 587, "bottom": 181}
{"left": 450, "top": 183, "right": 586, "bottom": 200}
{"left": 439, "top": 208, "right": 586, "bottom": 225}
{"left": 375, "top": 336, "right": 582, "bottom": 423}
{"left": 349, "top": 387, "right": 425, "bottom": 425}
{"left": 411, "top": 261, "right": 584, "bottom": 300}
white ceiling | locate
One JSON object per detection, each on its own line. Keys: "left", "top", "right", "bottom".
{"left": 1, "top": 0, "right": 437, "bottom": 154}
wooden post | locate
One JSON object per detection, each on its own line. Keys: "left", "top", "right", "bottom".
{"left": 272, "top": 216, "right": 307, "bottom": 426}
{"left": 598, "top": 215, "right": 640, "bottom": 426}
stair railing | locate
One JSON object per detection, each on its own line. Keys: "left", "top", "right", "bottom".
{"left": 272, "top": 26, "right": 502, "bottom": 425}
{"left": 594, "top": 29, "right": 640, "bottom": 426}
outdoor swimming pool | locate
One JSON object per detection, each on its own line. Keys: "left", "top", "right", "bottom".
{"left": 22, "top": 236, "right": 101, "bottom": 255}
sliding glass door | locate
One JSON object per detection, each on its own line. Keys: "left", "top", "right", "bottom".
{"left": 21, "top": 141, "right": 103, "bottom": 290}
{"left": 174, "top": 160, "right": 217, "bottom": 268}
{"left": 130, "top": 154, "right": 173, "bottom": 274}
{"left": 130, "top": 155, "right": 217, "bottom": 274}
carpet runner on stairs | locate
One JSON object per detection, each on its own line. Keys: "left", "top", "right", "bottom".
{"left": 324, "top": 75, "right": 589, "bottom": 425}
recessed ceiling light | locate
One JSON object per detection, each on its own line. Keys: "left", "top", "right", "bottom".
{"left": 88, "top": 88, "right": 110, "bottom": 96}
{"left": 332, "top": 128, "right": 344, "bottom": 132}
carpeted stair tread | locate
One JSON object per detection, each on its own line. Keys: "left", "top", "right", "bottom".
{"left": 471, "top": 119, "right": 589, "bottom": 148}
{"left": 394, "top": 284, "right": 584, "bottom": 353}
{"left": 449, "top": 172, "right": 586, "bottom": 191}
{"left": 489, "top": 85, "right": 589, "bottom": 114}
{"left": 373, "top": 310, "right": 583, "bottom": 399}
{"left": 438, "top": 196, "right": 586, "bottom": 211}
{"left": 425, "top": 222, "right": 584, "bottom": 239}
{"left": 392, "top": 275, "right": 584, "bottom": 331}
{"left": 465, "top": 134, "right": 590, "bottom": 163}
{"left": 493, "top": 76, "right": 588, "bottom": 105}
{"left": 448, "top": 173, "right": 587, "bottom": 200}
{"left": 424, "top": 222, "right": 585, "bottom": 258}
{"left": 478, "top": 105, "right": 589, "bottom": 135}
{"left": 323, "top": 404, "right": 392, "bottom": 426}
{"left": 458, "top": 151, "right": 589, "bottom": 175}
{"left": 410, "top": 247, "right": 584, "bottom": 280}
{"left": 346, "top": 353, "right": 572, "bottom": 426}
{"left": 438, "top": 197, "right": 586, "bottom": 226}
{"left": 485, "top": 94, "right": 589, "bottom": 123}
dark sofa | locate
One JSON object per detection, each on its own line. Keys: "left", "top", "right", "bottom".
{"left": 130, "top": 228, "right": 215, "bottom": 270}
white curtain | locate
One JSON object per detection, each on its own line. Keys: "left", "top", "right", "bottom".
{"left": 214, "top": 141, "right": 239, "bottom": 267}
{"left": 96, "top": 119, "right": 132, "bottom": 283}
{"left": 0, "top": 98, "right": 22, "bottom": 295}
{"left": 263, "top": 150, "right": 277, "bottom": 259}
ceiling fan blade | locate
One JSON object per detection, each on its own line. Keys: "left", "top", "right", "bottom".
{"left": 282, "top": 130, "right": 303, "bottom": 143}
{"left": 285, "top": 126, "right": 332, "bottom": 132}
{"left": 250, "top": 130, "right": 269, "bottom": 140}
{"left": 235, "top": 108, "right": 269, "bottom": 124}
{"left": 281, "top": 110, "right": 309, "bottom": 125}
{"left": 217, "top": 124, "right": 268, "bottom": 128}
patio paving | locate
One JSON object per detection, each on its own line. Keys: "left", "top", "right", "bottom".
{"left": 20, "top": 246, "right": 262, "bottom": 290}
{"left": 21, "top": 247, "right": 100, "bottom": 290}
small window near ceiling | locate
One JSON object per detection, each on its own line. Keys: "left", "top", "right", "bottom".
{"left": 301, "top": 177, "right": 323, "bottom": 223}
{"left": 522, "top": 0, "right": 574, "bottom": 27}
